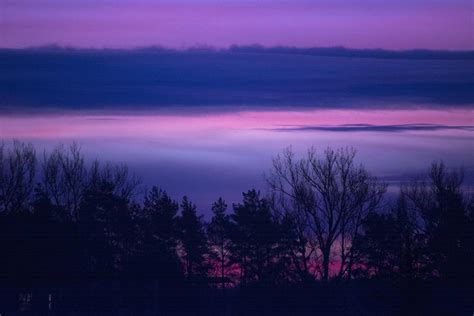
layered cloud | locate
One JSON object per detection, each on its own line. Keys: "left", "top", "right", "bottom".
{"left": 1, "top": 49, "right": 473, "bottom": 111}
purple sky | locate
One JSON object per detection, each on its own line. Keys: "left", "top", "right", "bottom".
{"left": 1, "top": 0, "right": 472, "bottom": 50}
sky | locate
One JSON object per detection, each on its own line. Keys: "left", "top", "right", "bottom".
{"left": 1, "top": 0, "right": 473, "bottom": 50}
{"left": 1, "top": 108, "right": 473, "bottom": 210}
{"left": 1, "top": 50, "right": 473, "bottom": 209}
{"left": 1, "top": 0, "right": 473, "bottom": 210}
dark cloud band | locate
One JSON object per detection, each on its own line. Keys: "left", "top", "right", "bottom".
{"left": 271, "top": 124, "right": 474, "bottom": 133}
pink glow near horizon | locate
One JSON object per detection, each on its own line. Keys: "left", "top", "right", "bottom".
{"left": 1, "top": 109, "right": 472, "bottom": 140}
{"left": 2, "top": 108, "right": 472, "bottom": 208}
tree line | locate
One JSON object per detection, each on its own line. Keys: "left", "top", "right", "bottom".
{"left": 0, "top": 141, "right": 473, "bottom": 315}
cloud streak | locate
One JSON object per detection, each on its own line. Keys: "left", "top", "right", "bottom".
{"left": 271, "top": 124, "right": 474, "bottom": 133}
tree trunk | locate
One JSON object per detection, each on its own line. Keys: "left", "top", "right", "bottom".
{"left": 322, "top": 248, "right": 330, "bottom": 282}
{"left": 221, "top": 243, "right": 225, "bottom": 289}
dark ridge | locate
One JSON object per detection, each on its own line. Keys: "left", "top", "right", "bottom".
{"left": 2, "top": 44, "right": 474, "bottom": 60}
{"left": 228, "top": 45, "right": 474, "bottom": 60}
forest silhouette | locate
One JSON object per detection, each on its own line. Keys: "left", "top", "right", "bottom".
{"left": 0, "top": 141, "right": 472, "bottom": 315}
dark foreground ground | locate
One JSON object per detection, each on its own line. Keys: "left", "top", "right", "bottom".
{"left": 1, "top": 280, "right": 473, "bottom": 316}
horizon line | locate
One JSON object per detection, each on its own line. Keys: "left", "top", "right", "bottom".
{"left": 2, "top": 44, "right": 473, "bottom": 59}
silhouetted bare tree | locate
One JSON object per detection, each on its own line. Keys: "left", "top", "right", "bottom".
{"left": 40, "top": 144, "right": 139, "bottom": 220}
{"left": 40, "top": 143, "right": 86, "bottom": 219}
{"left": 268, "top": 147, "right": 386, "bottom": 281}
{"left": 0, "top": 141, "right": 36, "bottom": 213}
